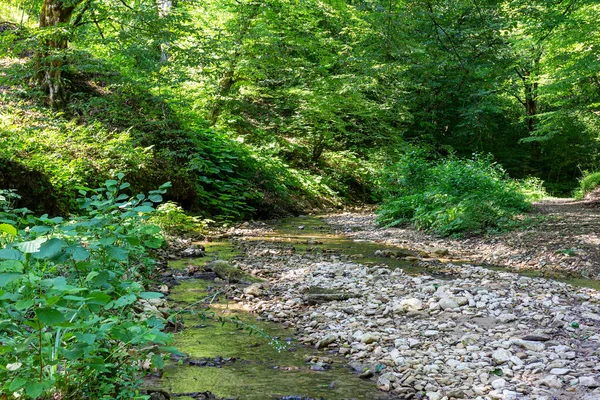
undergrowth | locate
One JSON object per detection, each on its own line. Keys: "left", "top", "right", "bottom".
{"left": 0, "top": 48, "right": 357, "bottom": 221}
{"left": 0, "top": 176, "right": 175, "bottom": 399}
{"left": 574, "top": 171, "right": 600, "bottom": 200}
{"left": 376, "top": 151, "right": 542, "bottom": 236}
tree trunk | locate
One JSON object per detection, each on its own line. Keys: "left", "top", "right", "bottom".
{"left": 158, "top": 0, "right": 172, "bottom": 63}
{"left": 35, "top": 0, "right": 82, "bottom": 108}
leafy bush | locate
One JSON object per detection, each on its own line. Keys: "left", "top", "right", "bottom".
{"left": 377, "top": 153, "right": 532, "bottom": 236}
{"left": 0, "top": 176, "right": 175, "bottom": 399}
{"left": 574, "top": 171, "right": 600, "bottom": 200}
{"left": 515, "top": 177, "right": 549, "bottom": 202}
{"left": 150, "top": 201, "right": 208, "bottom": 237}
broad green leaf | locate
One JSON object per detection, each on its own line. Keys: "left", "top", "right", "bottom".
{"left": 86, "top": 292, "right": 112, "bottom": 306}
{"left": 0, "top": 273, "right": 23, "bottom": 287}
{"left": 151, "top": 354, "right": 165, "bottom": 369}
{"left": 0, "top": 223, "right": 17, "bottom": 236}
{"left": 67, "top": 245, "right": 90, "bottom": 261}
{"left": 159, "top": 346, "right": 185, "bottom": 356}
{"left": 99, "top": 237, "right": 115, "bottom": 246}
{"left": 125, "top": 236, "right": 141, "bottom": 246}
{"left": 8, "top": 377, "right": 27, "bottom": 391}
{"left": 0, "top": 249, "right": 24, "bottom": 261}
{"left": 141, "top": 224, "right": 161, "bottom": 235}
{"left": 0, "top": 260, "right": 23, "bottom": 272}
{"left": 14, "top": 299, "right": 33, "bottom": 310}
{"left": 29, "top": 225, "right": 53, "bottom": 235}
{"left": 90, "top": 271, "right": 110, "bottom": 287}
{"left": 35, "top": 307, "right": 66, "bottom": 326}
{"left": 74, "top": 333, "right": 97, "bottom": 345}
{"left": 33, "top": 238, "right": 66, "bottom": 259}
{"left": 25, "top": 381, "right": 48, "bottom": 398}
{"left": 144, "top": 238, "right": 163, "bottom": 249}
{"left": 148, "top": 194, "right": 163, "bottom": 203}
{"left": 107, "top": 246, "right": 129, "bottom": 261}
{"left": 112, "top": 294, "right": 137, "bottom": 308}
{"left": 139, "top": 292, "right": 164, "bottom": 299}
{"left": 133, "top": 205, "right": 155, "bottom": 213}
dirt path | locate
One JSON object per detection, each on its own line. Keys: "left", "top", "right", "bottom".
{"left": 325, "top": 199, "right": 600, "bottom": 280}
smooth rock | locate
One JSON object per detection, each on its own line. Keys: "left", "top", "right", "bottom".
{"left": 439, "top": 297, "right": 460, "bottom": 310}
{"left": 492, "top": 349, "right": 512, "bottom": 365}
{"left": 397, "top": 298, "right": 423, "bottom": 312}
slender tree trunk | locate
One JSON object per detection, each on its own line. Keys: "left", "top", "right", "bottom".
{"left": 158, "top": 0, "right": 172, "bottom": 63}
{"left": 35, "top": 0, "right": 82, "bottom": 108}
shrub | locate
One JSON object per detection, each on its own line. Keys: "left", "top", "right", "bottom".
{"left": 0, "top": 176, "right": 175, "bottom": 399}
{"left": 574, "top": 171, "right": 600, "bottom": 200}
{"left": 377, "top": 153, "right": 532, "bottom": 236}
{"left": 150, "top": 201, "right": 208, "bottom": 237}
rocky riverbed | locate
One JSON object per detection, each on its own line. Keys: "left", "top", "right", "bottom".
{"left": 218, "top": 215, "right": 600, "bottom": 400}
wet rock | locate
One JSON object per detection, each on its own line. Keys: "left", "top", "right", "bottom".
{"left": 513, "top": 339, "right": 545, "bottom": 352}
{"left": 431, "top": 247, "right": 449, "bottom": 256}
{"left": 497, "top": 313, "right": 517, "bottom": 323}
{"left": 359, "top": 369, "right": 374, "bottom": 379}
{"left": 491, "top": 378, "right": 506, "bottom": 390}
{"left": 307, "top": 286, "right": 351, "bottom": 304}
{"left": 549, "top": 368, "right": 571, "bottom": 375}
{"left": 377, "top": 372, "right": 395, "bottom": 391}
{"left": 180, "top": 246, "right": 205, "bottom": 258}
{"left": 208, "top": 260, "right": 244, "bottom": 282}
{"left": 147, "top": 390, "right": 170, "bottom": 400}
{"left": 316, "top": 335, "right": 337, "bottom": 349}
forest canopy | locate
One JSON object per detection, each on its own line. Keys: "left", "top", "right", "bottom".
{"left": 1, "top": 0, "right": 599, "bottom": 219}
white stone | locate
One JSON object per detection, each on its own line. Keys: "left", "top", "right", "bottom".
{"left": 539, "top": 375, "right": 563, "bottom": 389}
{"left": 492, "top": 349, "right": 512, "bottom": 365}
{"left": 579, "top": 376, "right": 600, "bottom": 388}
{"left": 549, "top": 368, "right": 570, "bottom": 375}
{"left": 497, "top": 313, "right": 517, "bottom": 323}
{"left": 492, "top": 378, "right": 507, "bottom": 389}
{"left": 397, "top": 298, "right": 424, "bottom": 312}
{"left": 439, "top": 297, "right": 460, "bottom": 310}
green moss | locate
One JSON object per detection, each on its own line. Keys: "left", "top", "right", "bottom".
{"left": 161, "top": 306, "right": 386, "bottom": 400}
{"left": 168, "top": 258, "right": 207, "bottom": 270}
{"left": 167, "top": 279, "right": 223, "bottom": 304}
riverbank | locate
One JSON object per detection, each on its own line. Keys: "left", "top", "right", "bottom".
{"left": 324, "top": 200, "right": 600, "bottom": 280}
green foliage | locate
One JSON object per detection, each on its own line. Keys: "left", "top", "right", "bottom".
{"left": 377, "top": 153, "right": 532, "bottom": 236}
{"left": 0, "top": 177, "right": 174, "bottom": 399}
{"left": 574, "top": 172, "right": 600, "bottom": 200}
{"left": 150, "top": 201, "right": 208, "bottom": 237}
{"left": 515, "top": 177, "right": 549, "bottom": 202}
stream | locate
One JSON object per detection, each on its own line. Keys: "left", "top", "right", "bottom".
{"left": 152, "top": 215, "right": 600, "bottom": 400}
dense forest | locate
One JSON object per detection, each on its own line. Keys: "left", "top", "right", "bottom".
{"left": 1, "top": 0, "right": 600, "bottom": 398}
{"left": 2, "top": 0, "right": 600, "bottom": 220}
